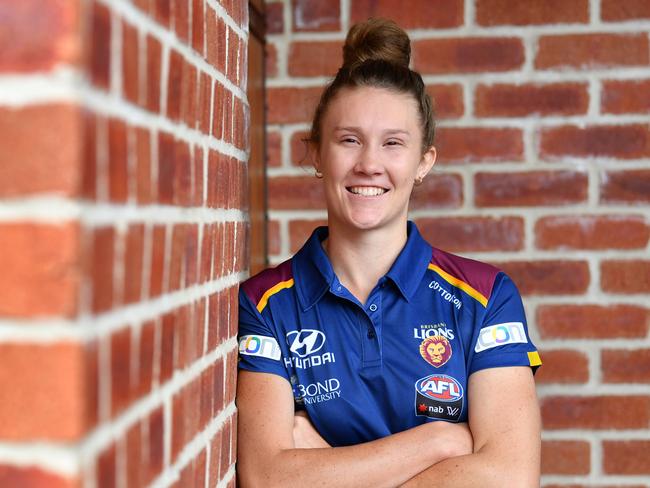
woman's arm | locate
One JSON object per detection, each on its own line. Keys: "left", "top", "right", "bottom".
{"left": 236, "top": 370, "right": 473, "bottom": 488}
{"left": 401, "top": 366, "right": 541, "bottom": 488}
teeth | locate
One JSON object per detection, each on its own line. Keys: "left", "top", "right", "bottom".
{"left": 348, "top": 186, "right": 387, "bottom": 196}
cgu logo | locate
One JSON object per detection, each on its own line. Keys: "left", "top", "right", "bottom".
{"left": 416, "top": 374, "right": 463, "bottom": 402}
{"left": 286, "top": 329, "right": 326, "bottom": 357}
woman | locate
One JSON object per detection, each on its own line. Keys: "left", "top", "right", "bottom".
{"left": 237, "top": 18, "right": 542, "bottom": 487}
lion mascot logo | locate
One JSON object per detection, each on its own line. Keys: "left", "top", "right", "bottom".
{"left": 419, "top": 335, "right": 452, "bottom": 368}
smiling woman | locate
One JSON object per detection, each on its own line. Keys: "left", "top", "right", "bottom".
{"left": 237, "top": 18, "right": 542, "bottom": 488}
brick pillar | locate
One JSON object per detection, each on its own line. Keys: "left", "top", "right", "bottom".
{"left": 0, "top": 0, "right": 248, "bottom": 486}
{"left": 266, "top": 0, "right": 650, "bottom": 485}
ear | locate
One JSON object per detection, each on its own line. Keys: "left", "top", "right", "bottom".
{"left": 416, "top": 146, "right": 437, "bottom": 180}
{"left": 309, "top": 142, "right": 321, "bottom": 173}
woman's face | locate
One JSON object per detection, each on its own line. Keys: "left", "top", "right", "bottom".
{"left": 314, "top": 86, "right": 436, "bottom": 233}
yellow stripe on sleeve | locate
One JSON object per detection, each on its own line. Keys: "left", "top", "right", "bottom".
{"left": 428, "top": 264, "right": 489, "bottom": 307}
{"left": 527, "top": 351, "right": 542, "bottom": 367}
{"left": 256, "top": 279, "right": 295, "bottom": 313}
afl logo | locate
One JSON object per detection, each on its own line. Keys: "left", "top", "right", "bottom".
{"left": 286, "top": 329, "right": 326, "bottom": 357}
{"left": 415, "top": 374, "right": 463, "bottom": 402}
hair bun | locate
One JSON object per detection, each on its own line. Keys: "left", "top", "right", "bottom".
{"left": 342, "top": 18, "right": 411, "bottom": 70}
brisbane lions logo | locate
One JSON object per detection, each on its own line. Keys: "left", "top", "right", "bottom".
{"left": 419, "top": 335, "right": 452, "bottom": 368}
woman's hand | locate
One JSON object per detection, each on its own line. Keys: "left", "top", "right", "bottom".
{"left": 293, "top": 410, "right": 331, "bottom": 448}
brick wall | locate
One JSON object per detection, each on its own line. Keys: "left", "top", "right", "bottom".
{"left": 266, "top": 0, "right": 650, "bottom": 485}
{"left": 0, "top": 0, "right": 247, "bottom": 486}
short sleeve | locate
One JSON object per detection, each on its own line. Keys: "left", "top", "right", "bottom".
{"left": 237, "top": 288, "right": 290, "bottom": 382}
{"left": 468, "top": 272, "right": 542, "bottom": 376}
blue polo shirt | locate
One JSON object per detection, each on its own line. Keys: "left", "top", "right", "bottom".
{"left": 238, "top": 222, "right": 541, "bottom": 447}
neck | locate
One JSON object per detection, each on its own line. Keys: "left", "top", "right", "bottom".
{"left": 324, "top": 219, "right": 408, "bottom": 304}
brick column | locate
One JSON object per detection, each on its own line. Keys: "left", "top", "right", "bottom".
{"left": 0, "top": 0, "right": 248, "bottom": 486}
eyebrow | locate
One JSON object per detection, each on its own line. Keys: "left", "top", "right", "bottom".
{"left": 334, "top": 126, "right": 411, "bottom": 136}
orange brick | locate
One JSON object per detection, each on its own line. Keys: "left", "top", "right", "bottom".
{"left": 0, "top": 342, "right": 96, "bottom": 440}
{"left": 535, "top": 349, "right": 589, "bottom": 384}
{"left": 476, "top": 0, "right": 588, "bottom": 25}
{"left": 0, "top": 223, "right": 79, "bottom": 317}
{"left": 414, "top": 37, "right": 524, "bottom": 74}
{"left": 602, "top": 79, "right": 650, "bottom": 114}
{"left": 0, "top": 104, "right": 82, "bottom": 197}
{"left": 0, "top": 466, "right": 78, "bottom": 488}
{"left": 541, "top": 440, "right": 590, "bottom": 474}
{"left": 603, "top": 441, "right": 650, "bottom": 474}
{"left": 536, "top": 33, "right": 649, "bottom": 70}
{"left": 601, "top": 260, "right": 650, "bottom": 293}
{"left": 602, "top": 0, "right": 650, "bottom": 21}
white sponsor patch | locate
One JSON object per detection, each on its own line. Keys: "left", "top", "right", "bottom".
{"left": 239, "top": 335, "right": 281, "bottom": 360}
{"left": 475, "top": 322, "right": 527, "bottom": 353}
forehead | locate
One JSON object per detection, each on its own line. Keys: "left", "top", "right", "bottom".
{"left": 323, "top": 86, "right": 420, "bottom": 131}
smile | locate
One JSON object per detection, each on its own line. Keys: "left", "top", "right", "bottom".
{"left": 346, "top": 186, "right": 388, "bottom": 196}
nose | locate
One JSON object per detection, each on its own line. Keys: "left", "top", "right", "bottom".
{"left": 353, "top": 144, "right": 383, "bottom": 176}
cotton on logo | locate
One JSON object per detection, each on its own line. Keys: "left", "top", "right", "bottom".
{"left": 286, "top": 330, "right": 326, "bottom": 357}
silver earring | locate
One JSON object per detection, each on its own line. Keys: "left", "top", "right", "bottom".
{"left": 315, "top": 170, "right": 323, "bottom": 178}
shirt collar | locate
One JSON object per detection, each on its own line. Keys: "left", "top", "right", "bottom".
{"left": 293, "top": 221, "right": 432, "bottom": 310}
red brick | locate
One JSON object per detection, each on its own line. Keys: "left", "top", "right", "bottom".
{"left": 197, "top": 71, "right": 212, "bottom": 134}
{"left": 194, "top": 145, "right": 204, "bottom": 206}
{"left": 437, "top": 127, "right": 523, "bottom": 164}
{"left": 216, "top": 18, "right": 227, "bottom": 73}
{"left": 146, "top": 35, "right": 162, "bottom": 112}
{"left": 603, "top": 441, "right": 650, "bottom": 474}
{"left": 0, "top": 223, "right": 79, "bottom": 317}
{"left": 410, "top": 173, "right": 464, "bottom": 209}
{"left": 146, "top": 408, "right": 164, "bottom": 482}
{"left": 0, "top": 342, "right": 94, "bottom": 440}
{"left": 535, "top": 215, "right": 649, "bottom": 250}
{"left": 0, "top": 104, "right": 81, "bottom": 197}
{"left": 167, "top": 50, "right": 183, "bottom": 121}
{"left": 289, "top": 130, "right": 310, "bottom": 166}
{"left": 206, "top": 8, "right": 219, "bottom": 68}
{"left": 160, "top": 312, "right": 175, "bottom": 382}
{"left": 601, "top": 260, "right": 650, "bottom": 293}
{"left": 475, "top": 82, "right": 589, "bottom": 117}
{"left": 602, "top": 0, "right": 650, "bottom": 21}
{"left": 288, "top": 41, "right": 340, "bottom": 77}
{"left": 191, "top": 0, "right": 204, "bottom": 54}
{"left": 152, "top": 0, "right": 170, "bottom": 27}
{"left": 90, "top": 227, "right": 114, "bottom": 313}
{"left": 267, "top": 86, "right": 324, "bottom": 124}
{"left": 266, "top": 42, "right": 278, "bottom": 78}
{"left": 267, "top": 131, "right": 282, "bottom": 167}
{"left": 108, "top": 119, "right": 128, "bottom": 202}
{"left": 0, "top": 466, "right": 77, "bottom": 488}
{"left": 122, "top": 21, "right": 140, "bottom": 105}
{"left": 426, "top": 84, "right": 464, "bottom": 119}
{"left": 90, "top": 2, "right": 111, "bottom": 89}
{"left": 81, "top": 112, "right": 98, "bottom": 200}
{"left": 136, "top": 127, "right": 152, "bottom": 203}
{"left": 541, "top": 440, "right": 590, "bottom": 475}
{"left": 416, "top": 217, "right": 523, "bottom": 253}
{"left": 267, "top": 220, "right": 281, "bottom": 256}
{"left": 0, "top": 0, "right": 79, "bottom": 72}
{"left": 602, "top": 79, "right": 650, "bottom": 114}
{"left": 541, "top": 395, "right": 650, "bottom": 429}
{"left": 414, "top": 37, "right": 524, "bottom": 74}
{"left": 476, "top": 0, "right": 588, "bottom": 25}
{"left": 495, "top": 260, "right": 589, "bottom": 295}
{"left": 181, "top": 63, "right": 198, "bottom": 127}
{"left": 110, "top": 328, "right": 131, "bottom": 416}
{"left": 267, "top": 2, "right": 284, "bottom": 33}
{"left": 124, "top": 224, "right": 144, "bottom": 304}
{"left": 541, "top": 124, "right": 650, "bottom": 160}
{"left": 601, "top": 169, "right": 650, "bottom": 204}
{"left": 536, "top": 33, "right": 649, "bottom": 70}
{"left": 292, "top": 0, "right": 339, "bottom": 31}
{"left": 138, "top": 321, "right": 155, "bottom": 396}
{"left": 126, "top": 422, "right": 142, "bottom": 488}
{"left": 171, "top": 0, "right": 189, "bottom": 42}
{"left": 475, "top": 171, "right": 587, "bottom": 207}
{"left": 535, "top": 350, "right": 589, "bottom": 384}
{"left": 351, "top": 0, "right": 463, "bottom": 29}
{"left": 208, "top": 429, "right": 222, "bottom": 486}
{"left": 268, "top": 175, "right": 325, "bottom": 210}
{"left": 149, "top": 225, "right": 166, "bottom": 297}
{"left": 173, "top": 140, "right": 192, "bottom": 206}
{"left": 169, "top": 224, "right": 187, "bottom": 291}
{"left": 97, "top": 443, "right": 116, "bottom": 488}
{"left": 288, "top": 219, "right": 326, "bottom": 253}
{"left": 602, "top": 349, "right": 650, "bottom": 383}
{"left": 537, "top": 304, "right": 649, "bottom": 339}
{"left": 157, "top": 132, "right": 175, "bottom": 204}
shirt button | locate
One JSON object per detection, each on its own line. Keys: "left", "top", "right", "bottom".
{"left": 337, "top": 286, "right": 342, "bottom": 291}
{"left": 369, "top": 304, "right": 378, "bottom": 312}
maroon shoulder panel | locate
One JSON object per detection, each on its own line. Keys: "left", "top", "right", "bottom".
{"left": 240, "top": 258, "right": 294, "bottom": 306}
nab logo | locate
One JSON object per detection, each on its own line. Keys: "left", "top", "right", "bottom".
{"left": 286, "top": 329, "right": 326, "bottom": 357}
{"left": 416, "top": 374, "right": 463, "bottom": 402}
